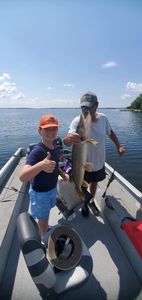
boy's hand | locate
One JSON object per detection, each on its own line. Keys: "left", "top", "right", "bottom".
{"left": 59, "top": 168, "right": 70, "bottom": 181}
{"left": 42, "top": 152, "right": 56, "bottom": 173}
{"left": 62, "top": 172, "right": 70, "bottom": 181}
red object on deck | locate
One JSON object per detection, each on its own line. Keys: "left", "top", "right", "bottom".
{"left": 121, "top": 220, "right": 142, "bottom": 259}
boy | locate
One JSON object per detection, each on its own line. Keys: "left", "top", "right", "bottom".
{"left": 19, "top": 114, "right": 68, "bottom": 244}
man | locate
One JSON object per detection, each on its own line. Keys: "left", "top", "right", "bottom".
{"left": 63, "top": 92, "right": 125, "bottom": 216}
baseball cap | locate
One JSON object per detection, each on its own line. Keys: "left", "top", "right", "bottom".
{"left": 80, "top": 92, "right": 98, "bottom": 108}
{"left": 39, "top": 114, "right": 60, "bottom": 129}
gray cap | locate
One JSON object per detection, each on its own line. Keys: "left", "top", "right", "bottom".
{"left": 80, "top": 92, "right": 98, "bottom": 108}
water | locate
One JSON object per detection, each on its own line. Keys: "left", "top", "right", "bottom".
{"left": 0, "top": 108, "right": 142, "bottom": 192}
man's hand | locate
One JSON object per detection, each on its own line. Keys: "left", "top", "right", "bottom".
{"left": 64, "top": 133, "right": 81, "bottom": 146}
{"left": 118, "top": 146, "right": 125, "bottom": 156}
{"left": 42, "top": 152, "right": 56, "bottom": 173}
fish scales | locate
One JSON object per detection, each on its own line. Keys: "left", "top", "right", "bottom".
{"left": 71, "top": 113, "right": 97, "bottom": 195}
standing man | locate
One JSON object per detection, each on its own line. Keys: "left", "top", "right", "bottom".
{"left": 63, "top": 92, "right": 125, "bottom": 216}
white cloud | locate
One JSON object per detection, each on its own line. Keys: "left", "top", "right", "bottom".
{"left": 0, "top": 73, "right": 79, "bottom": 108}
{"left": 14, "top": 92, "right": 24, "bottom": 100}
{"left": 47, "top": 86, "right": 53, "bottom": 90}
{"left": 126, "top": 81, "right": 142, "bottom": 92}
{"left": 63, "top": 83, "right": 75, "bottom": 88}
{"left": 43, "top": 97, "right": 78, "bottom": 108}
{"left": 101, "top": 61, "right": 118, "bottom": 69}
{"left": 121, "top": 94, "right": 132, "bottom": 100}
{"left": 0, "top": 73, "right": 11, "bottom": 82}
{"left": 0, "top": 73, "right": 25, "bottom": 105}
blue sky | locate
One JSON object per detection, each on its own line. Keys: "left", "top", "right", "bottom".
{"left": 0, "top": 0, "right": 142, "bottom": 108}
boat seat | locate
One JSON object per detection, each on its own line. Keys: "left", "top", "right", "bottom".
{"left": 17, "top": 212, "right": 93, "bottom": 299}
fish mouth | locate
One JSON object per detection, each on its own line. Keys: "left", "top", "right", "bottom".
{"left": 81, "top": 108, "right": 90, "bottom": 118}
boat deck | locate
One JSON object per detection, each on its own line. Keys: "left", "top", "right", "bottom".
{"left": 0, "top": 152, "right": 142, "bottom": 300}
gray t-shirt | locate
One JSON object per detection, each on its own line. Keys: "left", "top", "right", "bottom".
{"left": 68, "top": 113, "right": 111, "bottom": 171}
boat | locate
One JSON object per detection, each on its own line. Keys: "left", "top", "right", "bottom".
{"left": 0, "top": 144, "right": 142, "bottom": 300}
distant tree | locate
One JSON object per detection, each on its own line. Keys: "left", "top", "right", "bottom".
{"left": 129, "top": 94, "right": 142, "bottom": 109}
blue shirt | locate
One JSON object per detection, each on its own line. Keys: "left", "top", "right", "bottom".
{"left": 26, "top": 142, "right": 59, "bottom": 192}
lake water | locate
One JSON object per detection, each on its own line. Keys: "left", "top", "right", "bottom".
{"left": 0, "top": 108, "right": 142, "bottom": 192}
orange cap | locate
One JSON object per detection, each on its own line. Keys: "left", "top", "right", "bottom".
{"left": 39, "top": 114, "right": 60, "bottom": 129}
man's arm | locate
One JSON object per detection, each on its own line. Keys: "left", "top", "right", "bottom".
{"left": 109, "top": 130, "right": 125, "bottom": 155}
{"left": 63, "top": 116, "right": 81, "bottom": 147}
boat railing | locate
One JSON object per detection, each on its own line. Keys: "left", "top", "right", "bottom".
{"left": 0, "top": 148, "right": 29, "bottom": 285}
{"left": 105, "top": 162, "right": 142, "bottom": 203}
{"left": 0, "top": 148, "right": 25, "bottom": 190}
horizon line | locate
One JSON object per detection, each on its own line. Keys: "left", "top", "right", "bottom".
{"left": 0, "top": 107, "right": 126, "bottom": 109}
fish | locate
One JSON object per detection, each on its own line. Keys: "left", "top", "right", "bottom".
{"left": 71, "top": 113, "right": 97, "bottom": 197}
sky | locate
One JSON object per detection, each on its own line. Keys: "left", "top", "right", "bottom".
{"left": 0, "top": 0, "right": 142, "bottom": 108}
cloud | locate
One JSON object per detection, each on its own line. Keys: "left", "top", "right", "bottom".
{"left": 126, "top": 81, "right": 142, "bottom": 92}
{"left": 0, "top": 73, "right": 25, "bottom": 103}
{"left": 0, "top": 73, "right": 11, "bottom": 82}
{"left": 63, "top": 83, "right": 75, "bottom": 88}
{"left": 101, "top": 61, "right": 118, "bottom": 69}
{"left": 44, "top": 97, "right": 78, "bottom": 108}
{"left": 121, "top": 94, "right": 132, "bottom": 100}
{"left": 0, "top": 73, "right": 78, "bottom": 108}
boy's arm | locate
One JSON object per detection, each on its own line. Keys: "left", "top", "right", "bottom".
{"left": 19, "top": 152, "right": 56, "bottom": 183}
{"left": 19, "top": 162, "right": 44, "bottom": 183}
{"left": 58, "top": 167, "right": 69, "bottom": 181}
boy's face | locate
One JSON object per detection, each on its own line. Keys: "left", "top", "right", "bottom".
{"left": 39, "top": 126, "right": 58, "bottom": 142}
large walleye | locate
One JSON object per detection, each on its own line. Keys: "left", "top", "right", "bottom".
{"left": 71, "top": 112, "right": 97, "bottom": 197}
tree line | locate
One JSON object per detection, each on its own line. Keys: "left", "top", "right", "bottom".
{"left": 127, "top": 94, "right": 142, "bottom": 110}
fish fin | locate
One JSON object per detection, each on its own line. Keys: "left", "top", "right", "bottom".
{"left": 84, "top": 163, "right": 93, "bottom": 172}
{"left": 75, "top": 181, "right": 89, "bottom": 198}
{"left": 81, "top": 180, "right": 89, "bottom": 188}
{"left": 86, "top": 138, "right": 98, "bottom": 146}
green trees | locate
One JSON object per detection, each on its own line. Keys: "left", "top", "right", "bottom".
{"left": 128, "top": 94, "right": 142, "bottom": 110}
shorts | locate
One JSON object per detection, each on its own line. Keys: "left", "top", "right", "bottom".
{"left": 84, "top": 166, "right": 106, "bottom": 183}
{"left": 29, "top": 186, "right": 57, "bottom": 220}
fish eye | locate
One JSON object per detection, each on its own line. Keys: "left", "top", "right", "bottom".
{"left": 81, "top": 106, "right": 89, "bottom": 112}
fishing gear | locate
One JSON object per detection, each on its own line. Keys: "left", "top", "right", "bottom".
{"left": 102, "top": 171, "right": 115, "bottom": 199}
{"left": 0, "top": 185, "right": 27, "bottom": 194}
{"left": 0, "top": 185, "right": 28, "bottom": 202}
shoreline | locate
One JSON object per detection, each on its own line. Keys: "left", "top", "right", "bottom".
{"left": 121, "top": 108, "right": 142, "bottom": 112}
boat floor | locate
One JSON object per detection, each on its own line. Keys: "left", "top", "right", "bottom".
{"left": 0, "top": 156, "right": 142, "bottom": 300}
{"left": 1, "top": 204, "right": 142, "bottom": 300}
